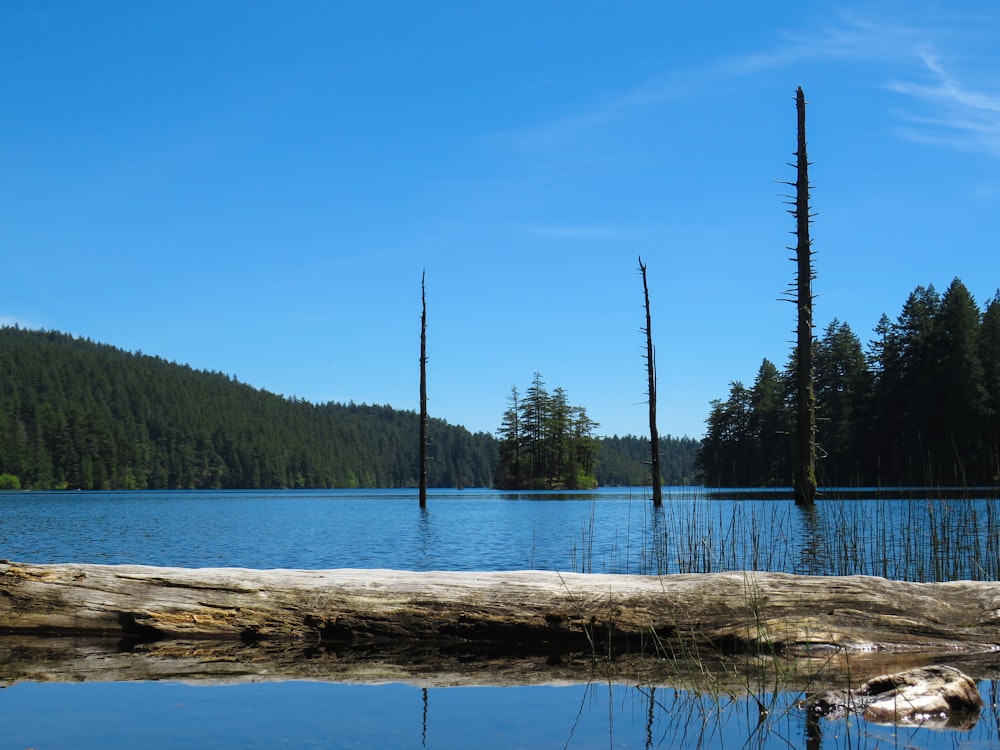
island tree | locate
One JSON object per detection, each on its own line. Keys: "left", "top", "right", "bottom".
{"left": 494, "top": 373, "right": 599, "bottom": 489}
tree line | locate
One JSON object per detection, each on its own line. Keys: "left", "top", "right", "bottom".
{"left": 698, "top": 278, "right": 1000, "bottom": 487}
{"left": 597, "top": 433, "right": 700, "bottom": 487}
{"left": 0, "top": 327, "right": 697, "bottom": 490}
{"left": 0, "top": 327, "right": 497, "bottom": 489}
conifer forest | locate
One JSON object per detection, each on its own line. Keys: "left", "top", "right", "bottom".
{"left": 698, "top": 278, "right": 1000, "bottom": 488}
{"left": 0, "top": 327, "right": 696, "bottom": 490}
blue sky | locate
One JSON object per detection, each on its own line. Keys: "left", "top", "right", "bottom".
{"left": 2, "top": 1, "right": 999, "bottom": 439}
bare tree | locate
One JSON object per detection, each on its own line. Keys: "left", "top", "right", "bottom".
{"left": 785, "top": 87, "right": 817, "bottom": 505}
{"left": 639, "top": 257, "right": 663, "bottom": 506}
{"left": 419, "top": 270, "right": 428, "bottom": 508}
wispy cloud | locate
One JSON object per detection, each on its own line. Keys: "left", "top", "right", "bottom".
{"left": 888, "top": 48, "right": 1000, "bottom": 155}
{"left": 494, "top": 47, "right": 803, "bottom": 151}
{"left": 781, "top": 9, "right": 1000, "bottom": 156}
{"left": 497, "top": 7, "right": 1000, "bottom": 158}
{"left": 780, "top": 9, "right": 926, "bottom": 63}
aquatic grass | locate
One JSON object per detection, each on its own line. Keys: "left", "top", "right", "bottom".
{"left": 627, "top": 487, "right": 1000, "bottom": 583}
{"left": 562, "top": 487, "right": 1000, "bottom": 747}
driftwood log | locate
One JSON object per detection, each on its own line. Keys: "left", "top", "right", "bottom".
{"left": 3, "top": 561, "right": 1000, "bottom": 654}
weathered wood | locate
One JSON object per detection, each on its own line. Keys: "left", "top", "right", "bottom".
{"left": 804, "top": 665, "right": 984, "bottom": 729}
{"left": 3, "top": 562, "right": 1000, "bottom": 655}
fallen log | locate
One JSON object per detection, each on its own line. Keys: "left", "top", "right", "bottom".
{"left": 3, "top": 561, "right": 1000, "bottom": 655}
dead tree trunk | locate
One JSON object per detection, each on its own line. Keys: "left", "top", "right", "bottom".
{"left": 4, "top": 561, "right": 1000, "bottom": 656}
{"left": 790, "top": 87, "right": 817, "bottom": 505}
{"left": 638, "top": 257, "right": 662, "bottom": 506}
{"left": 419, "top": 271, "right": 428, "bottom": 508}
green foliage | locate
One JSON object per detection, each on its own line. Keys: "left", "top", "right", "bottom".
{"left": 494, "top": 373, "right": 599, "bottom": 489}
{"left": 0, "top": 473, "right": 21, "bottom": 489}
{"left": 698, "top": 278, "right": 1000, "bottom": 487}
{"left": 594, "top": 434, "right": 700, "bottom": 487}
{"left": 0, "top": 327, "right": 497, "bottom": 489}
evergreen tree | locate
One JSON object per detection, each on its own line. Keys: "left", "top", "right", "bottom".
{"left": 494, "top": 386, "right": 523, "bottom": 489}
{"left": 980, "top": 293, "right": 1000, "bottom": 480}
{"left": 749, "top": 359, "right": 791, "bottom": 485}
{"left": 877, "top": 285, "right": 941, "bottom": 484}
{"left": 494, "top": 375, "right": 598, "bottom": 489}
{"left": 927, "top": 279, "right": 986, "bottom": 483}
{"left": 814, "top": 320, "right": 872, "bottom": 485}
{"left": 697, "top": 380, "right": 754, "bottom": 486}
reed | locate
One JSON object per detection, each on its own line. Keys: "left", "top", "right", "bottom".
{"left": 631, "top": 488, "right": 1000, "bottom": 583}
{"left": 567, "top": 486, "right": 1000, "bottom": 746}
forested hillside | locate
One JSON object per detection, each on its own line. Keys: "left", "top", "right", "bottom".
{"left": 0, "top": 328, "right": 497, "bottom": 489}
{"left": 597, "top": 434, "right": 701, "bottom": 486}
{"left": 698, "top": 278, "right": 1000, "bottom": 487}
{"left": 0, "top": 328, "right": 700, "bottom": 491}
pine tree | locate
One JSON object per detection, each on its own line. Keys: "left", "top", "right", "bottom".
{"left": 928, "top": 279, "right": 986, "bottom": 483}
{"left": 814, "top": 320, "right": 872, "bottom": 485}
{"left": 979, "top": 293, "right": 1000, "bottom": 480}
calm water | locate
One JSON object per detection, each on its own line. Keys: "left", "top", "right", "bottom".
{"left": 2, "top": 487, "right": 1000, "bottom": 749}
{"left": 3, "top": 487, "right": 999, "bottom": 580}
{"left": 8, "top": 681, "right": 999, "bottom": 750}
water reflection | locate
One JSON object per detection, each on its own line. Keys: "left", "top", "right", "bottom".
{"left": 9, "top": 679, "right": 995, "bottom": 750}
{"left": 796, "top": 501, "right": 825, "bottom": 576}
{"left": 422, "top": 686, "right": 428, "bottom": 748}
{"left": 4, "top": 637, "right": 1000, "bottom": 748}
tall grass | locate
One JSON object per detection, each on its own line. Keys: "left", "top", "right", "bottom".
{"left": 568, "top": 488, "right": 1000, "bottom": 745}
{"left": 634, "top": 488, "right": 1000, "bottom": 582}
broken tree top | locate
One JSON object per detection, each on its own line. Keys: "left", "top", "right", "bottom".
{"left": 3, "top": 561, "right": 1000, "bottom": 653}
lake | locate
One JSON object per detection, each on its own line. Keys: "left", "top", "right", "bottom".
{"left": 2, "top": 487, "right": 1000, "bottom": 749}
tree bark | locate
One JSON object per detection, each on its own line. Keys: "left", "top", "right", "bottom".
{"left": 4, "top": 561, "right": 1000, "bottom": 655}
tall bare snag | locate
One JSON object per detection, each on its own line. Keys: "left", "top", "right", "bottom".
{"left": 419, "top": 270, "right": 428, "bottom": 507}
{"left": 639, "top": 257, "right": 663, "bottom": 506}
{"left": 788, "top": 87, "right": 817, "bottom": 505}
